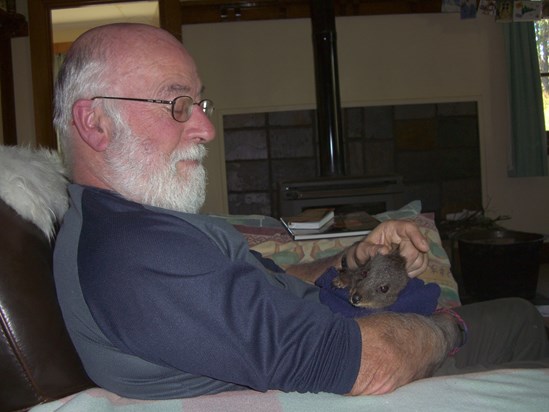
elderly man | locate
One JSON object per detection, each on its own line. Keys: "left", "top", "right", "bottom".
{"left": 52, "top": 23, "right": 548, "bottom": 400}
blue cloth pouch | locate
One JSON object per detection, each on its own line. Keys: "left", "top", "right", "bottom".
{"left": 315, "top": 267, "right": 440, "bottom": 318}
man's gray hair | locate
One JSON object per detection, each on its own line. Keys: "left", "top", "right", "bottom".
{"left": 53, "top": 30, "right": 112, "bottom": 174}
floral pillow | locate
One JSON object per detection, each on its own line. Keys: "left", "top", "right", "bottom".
{"left": 225, "top": 201, "right": 461, "bottom": 308}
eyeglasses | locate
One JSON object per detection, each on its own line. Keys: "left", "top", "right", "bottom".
{"left": 91, "top": 95, "right": 214, "bottom": 123}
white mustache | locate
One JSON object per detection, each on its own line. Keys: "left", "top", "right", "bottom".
{"left": 171, "top": 144, "right": 207, "bottom": 163}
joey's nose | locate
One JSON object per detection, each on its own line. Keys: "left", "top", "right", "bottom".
{"left": 351, "top": 294, "right": 362, "bottom": 305}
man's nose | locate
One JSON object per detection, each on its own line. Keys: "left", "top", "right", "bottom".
{"left": 187, "top": 108, "right": 216, "bottom": 143}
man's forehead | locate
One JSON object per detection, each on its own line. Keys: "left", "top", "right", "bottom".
{"left": 110, "top": 39, "right": 202, "bottom": 96}
{"left": 160, "top": 83, "right": 205, "bottom": 96}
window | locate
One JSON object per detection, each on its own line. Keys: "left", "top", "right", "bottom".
{"left": 534, "top": 20, "right": 549, "bottom": 154}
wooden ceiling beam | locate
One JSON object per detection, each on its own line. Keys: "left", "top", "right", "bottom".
{"left": 180, "top": 0, "right": 442, "bottom": 25}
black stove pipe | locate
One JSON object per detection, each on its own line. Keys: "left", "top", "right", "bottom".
{"left": 310, "top": 0, "right": 346, "bottom": 177}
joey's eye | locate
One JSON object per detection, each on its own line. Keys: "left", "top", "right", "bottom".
{"left": 378, "top": 285, "right": 389, "bottom": 294}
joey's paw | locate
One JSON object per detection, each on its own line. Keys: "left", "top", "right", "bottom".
{"left": 332, "top": 276, "right": 347, "bottom": 289}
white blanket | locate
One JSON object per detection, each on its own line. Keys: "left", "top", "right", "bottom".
{"left": 31, "top": 368, "right": 549, "bottom": 412}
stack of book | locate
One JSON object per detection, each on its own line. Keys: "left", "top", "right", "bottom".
{"left": 280, "top": 207, "right": 380, "bottom": 240}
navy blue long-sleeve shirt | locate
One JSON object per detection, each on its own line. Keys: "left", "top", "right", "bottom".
{"left": 53, "top": 184, "right": 361, "bottom": 399}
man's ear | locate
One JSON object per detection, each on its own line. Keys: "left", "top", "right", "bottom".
{"left": 72, "top": 99, "right": 109, "bottom": 152}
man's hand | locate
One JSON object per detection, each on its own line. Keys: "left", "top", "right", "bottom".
{"left": 350, "top": 312, "right": 452, "bottom": 395}
{"left": 344, "top": 220, "right": 430, "bottom": 278}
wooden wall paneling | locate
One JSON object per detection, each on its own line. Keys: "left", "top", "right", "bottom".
{"left": 1, "top": 9, "right": 28, "bottom": 145}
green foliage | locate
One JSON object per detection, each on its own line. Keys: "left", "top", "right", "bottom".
{"left": 440, "top": 210, "right": 511, "bottom": 239}
{"left": 535, "top": 20, "right": 549, "bottom": 72}
{"left": 535, "top": 20, "right": 549, "bottom": 129}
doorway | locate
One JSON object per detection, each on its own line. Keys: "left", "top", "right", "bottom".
{"left": 51, "top": 2, "right": 159, "bottom": 53}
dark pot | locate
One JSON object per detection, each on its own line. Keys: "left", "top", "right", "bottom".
{"left": 458, "top": 229, "right": 544, "bottom": 300}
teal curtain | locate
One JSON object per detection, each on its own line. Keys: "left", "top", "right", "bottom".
{"left": 504, "top": 22, "right": 548, "bottom": 177}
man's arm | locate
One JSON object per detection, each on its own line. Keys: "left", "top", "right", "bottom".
{"left": 285, "top": 220, "right": 430, "bottom": 283}
{"left": 350, "top": 312, "right": 454, "bottom": 395}
{"left": 286, "top": 220, "right": 461, "bottom": 395}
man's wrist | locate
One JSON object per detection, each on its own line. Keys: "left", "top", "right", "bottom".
{"left": 435, "top": 308, "right": 468, "bottom": 356}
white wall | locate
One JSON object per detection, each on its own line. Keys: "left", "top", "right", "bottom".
{"left": 182, "top": 13, "right": 549, "bottom": 235}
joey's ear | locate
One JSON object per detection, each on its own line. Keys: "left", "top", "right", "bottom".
{"left": 72, "top": 99, "right": 109, "bottom": 152}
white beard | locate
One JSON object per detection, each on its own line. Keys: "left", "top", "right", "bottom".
{"left": 104, "top": 128, "right": 207, "bottom": 214}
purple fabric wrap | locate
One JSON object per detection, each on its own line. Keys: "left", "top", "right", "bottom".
{"left": 315, "top": 267, "right": 440, "bottom": 318}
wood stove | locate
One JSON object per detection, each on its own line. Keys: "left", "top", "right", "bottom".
{"left": 279, "top": 175, "right": 404, "bottom": 216}
{"left": 278, "top": 0, "right": 404, "bottom": 216}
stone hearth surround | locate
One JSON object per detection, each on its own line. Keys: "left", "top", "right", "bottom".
{"left": 224, "top": 101, "right": 481, "bottom": 221}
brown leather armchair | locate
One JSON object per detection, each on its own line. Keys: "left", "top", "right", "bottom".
{"left": 0, "top": 146, "right": 94, "bottom": 411}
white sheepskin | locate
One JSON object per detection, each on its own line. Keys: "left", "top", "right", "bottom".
{"left": 0, "top": 145, "right": 68, "bottom": 239}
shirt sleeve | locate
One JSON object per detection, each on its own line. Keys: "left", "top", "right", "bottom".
{"left": 78, "top": 196, "right": 361, "bottom": 395}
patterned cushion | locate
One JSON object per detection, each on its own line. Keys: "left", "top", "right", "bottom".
{"left": 228, "top": 201, "right": 461, "bottom": 308}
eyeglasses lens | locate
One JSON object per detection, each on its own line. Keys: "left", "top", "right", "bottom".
{"left": 172, "top": 96, "right": 214, "bottom": 122}
{"left": 199, "top": 100, "right": 214, "bottom": 118}
{"left": 172, "top": 97, "right": 191, "bottom": 122}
